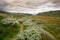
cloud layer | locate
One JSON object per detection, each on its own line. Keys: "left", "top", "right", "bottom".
{"left": 0, "top": 0, "right": 60, "bottom": 15}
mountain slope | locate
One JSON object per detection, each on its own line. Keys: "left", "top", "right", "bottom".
{"left": 37, "top": 10, "right": 60, "bottom": 17}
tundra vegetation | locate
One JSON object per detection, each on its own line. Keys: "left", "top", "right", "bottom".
{"left": 0, "top": 11, "right": 60, "bottom": 40}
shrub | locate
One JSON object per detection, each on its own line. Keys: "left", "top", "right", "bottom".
{"left": 16, "top": 28, "right": 42, "bottom": 40}
{"left": 0, "top": 18, "right": 20, "bottom": 40}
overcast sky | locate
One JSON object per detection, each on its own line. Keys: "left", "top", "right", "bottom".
{"left": 0, "top": 0, "right": 60, "bottom": 14}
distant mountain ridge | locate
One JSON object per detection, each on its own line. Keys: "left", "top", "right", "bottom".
{"left": 0, "top": 10, "right": 32, "bottom": 16}
{"left": 37, "top": 10, "right": 60, "bottom": 17}
{"left": 0, "top": 10, "right": 60, "bottom": 17}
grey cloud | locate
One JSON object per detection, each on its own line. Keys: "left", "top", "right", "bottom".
{"left": 0, "top": 0, "right": 60, "bottom": 14}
